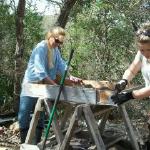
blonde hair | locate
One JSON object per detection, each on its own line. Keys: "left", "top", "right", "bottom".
{"left": 45, "top": 26, "right": 65, "bottom": 40}
{"left": 45, "top": 26, "right": 66, "bottom": 69}
{"left": 136, "top": 21, "right": 150, "bottom": 43}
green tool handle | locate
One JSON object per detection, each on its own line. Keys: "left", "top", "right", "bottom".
{"left": 42, "top": 49, "right": 74, "bottom": 150}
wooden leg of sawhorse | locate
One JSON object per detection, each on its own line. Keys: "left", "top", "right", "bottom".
{"left": 119, "top": 105, "right": 140, "bottom": 150}
{"left": 60, "top": 104, "right": 106, "bottom": 150}
{"left": 25, "top": 98, "right": 44, "bottom": 144}
{"left": 83, "top": 105, "right": 106, "bottom": 150}
{"left": 43, "top": 100, "right": 64, "bottom": 144}
{"left": 25, "top": 98, "right": 64, "bottom": 146}
{"left": 60, "top": 104, "right": 74, "bottom": 130}
{"left": 60, "top": 105, "right": 81, "bottom": 150}
{"left": 98, "top": 110, "right": 111, "bottom": 135}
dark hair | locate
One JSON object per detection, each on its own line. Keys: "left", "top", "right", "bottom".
{"left": 136, "top": 22, "right": 150, "bottom": 43}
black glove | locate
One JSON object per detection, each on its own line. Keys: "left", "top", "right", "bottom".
{"left": 111, "top": 91, "right": 134, "bottom": 105}
{"left": 115, "top": 79, "right": 128, "bottom": 92}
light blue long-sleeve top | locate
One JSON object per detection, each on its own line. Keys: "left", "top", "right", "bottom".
{"left": 22, "top": 40, "right": 67, "bottom": 84}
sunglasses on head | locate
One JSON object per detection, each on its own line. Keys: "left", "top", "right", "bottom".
{"left": 54, "top": 38, "right": 63, "bottom": 44}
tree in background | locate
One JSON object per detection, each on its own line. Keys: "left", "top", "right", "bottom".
{"left": 56, "top": 0, "right": 77, "bottom": 27}
{"left": 14, "top": 0, "right": 26, "bottom": 112}
{"left": 0, "top": 0, "right": 43, "bottom": 113}
{"left": 0, "top": 1, "right": 16, "bottom": 111}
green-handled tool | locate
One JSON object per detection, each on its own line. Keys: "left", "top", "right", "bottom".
{"left": 42, "top": 49, "right": 74, "bottom": 150}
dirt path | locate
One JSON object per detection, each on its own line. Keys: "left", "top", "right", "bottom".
{"left": 0, "top": 126, "right": 20, "bottom": 150}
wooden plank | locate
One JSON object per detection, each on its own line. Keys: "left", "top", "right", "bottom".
{"left": 43, "top": 100, "right": 64, "bottom": 144}
{"left": 25, "top": 98, "right": 43, "bottom": 144}
{"left": 99, "top": 110, "right": 111, "bottom": 134}
{"left": 21, "top": 83, "right": 96, "bottom": 104}
{"left": 55, "top": 75, "right": 115, "bottom": 90}
{"left": 20, "top": 144, "right": 40, "bottom": 150}
{"left": 96, "top": 89, "right": 116, "bottom": 106}
{"left": 60, "top": 105, "right": 82, "bottom": 150}
{"left": 123, "top": 85, "right": 144, "bottom": 92}
{"left": 83, "top": 105, "right": 106, "bottom": 150}
{"left": 60, "top": 104, "right": 73, "bottom": 130}
{"left": 82, "top": 80, "right": 115, "bottom": 89}
{"left": 119, "top": 105, "right": 140, "bottom": 150}
{"left": 93, "top": 106, "right": 114, "bottom": 117}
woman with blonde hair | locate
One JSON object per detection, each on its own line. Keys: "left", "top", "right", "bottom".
{"left": 111, "top": 21, "right": 150, "bottom": 104}
{"left": 18, "top": 26, "right": 82, "bottom": 144}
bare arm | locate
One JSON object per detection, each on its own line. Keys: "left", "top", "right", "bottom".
{"left": 123, "top": 51, "right": 142, "bottom": 82}
{"left": 133, "top": 86, "right": 150, "bottom": 99}
{"left": 43, "top": 77, "right": 57, "bottom": 85}
{"left": 123, "top": 51, "right": 150, "bottom": 99}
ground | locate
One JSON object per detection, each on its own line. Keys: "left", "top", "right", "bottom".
{"left": 0, "top": 120, "right": 150, "bottom": 150}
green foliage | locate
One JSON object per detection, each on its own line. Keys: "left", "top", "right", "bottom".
{"left": 0, "top": 2, "right": 16, "bottom": 70}
{"left": 0, "top": 2, "right": 16, "bottom": 111}
{"left": 24, "top": 10, "right": 43, "bottom": 60}
{"left": 0, "top": 74, "right": 13, "bottom": 105}
{"left": 0, "top": 1, "right": 44, "bottom": 111}
{"left": 63, "top": 0, "right": 150, "bottom": 85}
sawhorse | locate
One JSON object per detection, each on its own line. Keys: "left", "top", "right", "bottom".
{"left": 25, "top": 98, "right": 142, "bottom": 150}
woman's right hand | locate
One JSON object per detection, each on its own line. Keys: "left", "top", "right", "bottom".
{"left": 43, "top": 77, "right": 57, "bottom": 85}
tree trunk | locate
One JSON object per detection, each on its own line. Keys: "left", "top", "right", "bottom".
{"left": 14, "top": 0, "right": 26, "bottom": 113}
{"left": 56, "top": 0, "right": 77, "bottom": 28}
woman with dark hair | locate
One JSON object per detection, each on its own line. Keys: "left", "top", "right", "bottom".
{"left": 111, "top": 21, "right": 150, "bottom": 104}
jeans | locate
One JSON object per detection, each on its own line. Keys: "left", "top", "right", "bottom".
{"left": 18, "top": 96, "right": 44, "bottom": 129}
